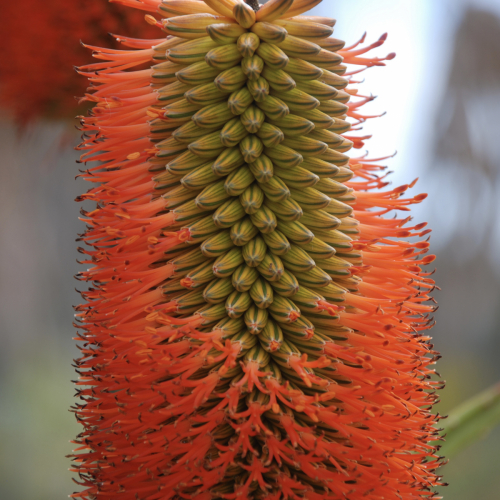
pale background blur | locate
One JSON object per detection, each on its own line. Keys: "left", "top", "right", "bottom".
{"left": 1, "top": 0, "right": 499, "bottom": 498}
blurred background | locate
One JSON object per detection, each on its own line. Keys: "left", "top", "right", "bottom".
{"left": 0, "top": 0, "right": 499, "bottom": 498}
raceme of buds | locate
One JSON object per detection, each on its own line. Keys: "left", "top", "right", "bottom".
{"left": 71, "top": 1, "right": 444, "bottom": 499}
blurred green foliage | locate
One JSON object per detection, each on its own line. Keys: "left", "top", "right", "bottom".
{"left": 0, "top": 341, "right": 79, "bottom": 499}
{"left": 436, "top": 357, "right": 500, "bottom": 499}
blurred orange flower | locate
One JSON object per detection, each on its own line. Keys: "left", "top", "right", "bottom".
{"left": 0, "top": 0, "right": 158, "bottom": 123}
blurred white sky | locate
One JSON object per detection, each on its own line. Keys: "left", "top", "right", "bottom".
{"left": 312, "top": 0, "right": 500, "bottom": 272}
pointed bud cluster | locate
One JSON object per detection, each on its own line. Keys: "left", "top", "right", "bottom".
{"left": 71, "top": 1, "right": 445, "bottom": 499}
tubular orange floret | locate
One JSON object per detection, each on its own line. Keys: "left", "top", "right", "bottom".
{"left": 71, "top": 1, "right": 443, "bottom": 499}
{"left": 316, "top": 299, "right": 345, "bottom": 315}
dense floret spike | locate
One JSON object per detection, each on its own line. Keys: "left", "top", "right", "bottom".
{"left": 71, "top": 1, "right": 444, "bottom": 499}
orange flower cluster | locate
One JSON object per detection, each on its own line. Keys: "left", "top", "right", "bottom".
{"left": 71, "top": 1, "right": 445, "bottom": 498}
{"left": 0, "top": 0, "right": 157, "bottom": 122}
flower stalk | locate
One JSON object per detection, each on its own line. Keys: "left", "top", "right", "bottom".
{"left": 71, "top": 1, "right": 444, "bottom": 498}
{"left": 442, "top": 382, "right": 500, "bottom": 458}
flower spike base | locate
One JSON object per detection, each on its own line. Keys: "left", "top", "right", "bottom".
{"left": 71, "top": 1, "right": 445, "bottom": 498}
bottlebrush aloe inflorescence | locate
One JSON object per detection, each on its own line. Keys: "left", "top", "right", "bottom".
{"left": 72, "top": 0, "right": 445, "bottom": 498}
